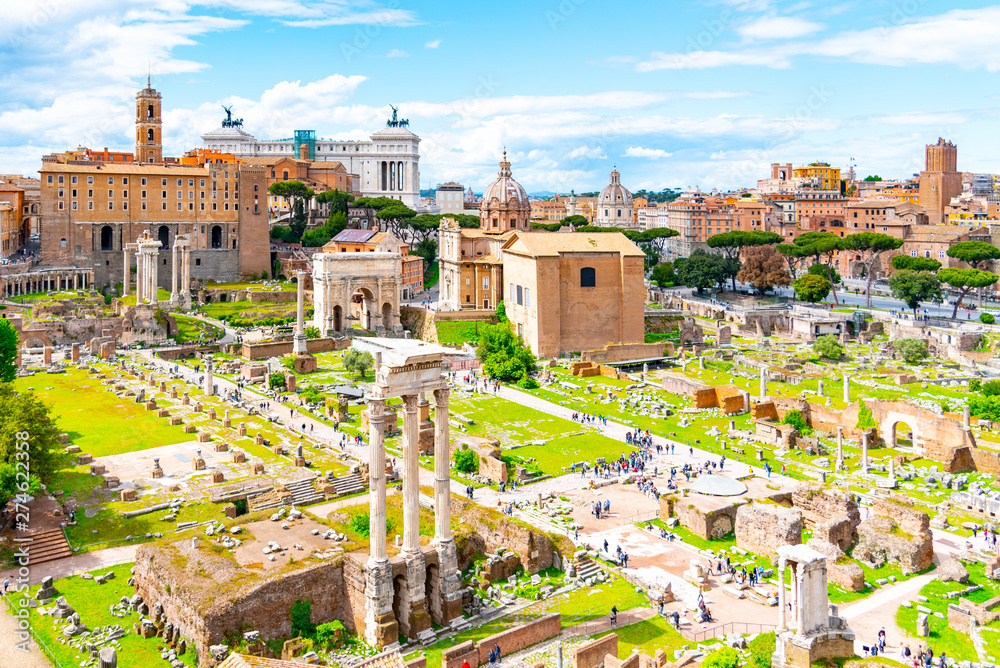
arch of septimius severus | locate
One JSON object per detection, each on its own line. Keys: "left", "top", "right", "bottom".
{"left": 353, "top": 337, "right": 463, "bottom": 647}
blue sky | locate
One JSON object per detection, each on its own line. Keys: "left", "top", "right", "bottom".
{"left": 2, "top": 0, "right": 1000, "bottom": 193}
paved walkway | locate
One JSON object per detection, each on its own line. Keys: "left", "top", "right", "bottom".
{"left": 0, "top": 545, "right": 137, "bottom": 586}
{"left": 0, "top": 594, "right": 51, "bottom": 668}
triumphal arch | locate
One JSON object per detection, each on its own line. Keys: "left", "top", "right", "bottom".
{"left": 312, "top": 252, "right": 402, "bottom": 336}
{"left": 353, "top": 338, "right": 462, "bottom": 647}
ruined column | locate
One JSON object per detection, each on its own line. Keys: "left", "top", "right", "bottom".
{"left": 203, "top": 355, "right": 214, "bottom": 397}
{"left": 817, "top": 380, "right": 825, "bottom": 396}
{"left": 836, "top": 426, "right": 844, "bottom": 470}
{"left": 399, "top": 393, "right": 430, "bottom": 637}
{"left": 842, "top": 373, "right": 850, "bottom": 404}
{"left": 98, "top": 646, "right": 118, "bottom": 668}
{"left": 432, "top": 386, "right": 462, "bottom": 625}
{"left": 150, "top": 247, "right": 159, "bottom": 305}
{"left": 860, "top": 432, "right": 869, "bottom": 474}
{"left": 777, "top": 556, "right": 786, "bottom": 632}
{"left": 401, "top": 393, "right": 421, "bottom": 553}
{"left": 134, "top": 248, "right": 143, "bottom": 303}
{"left": 293, "top": 270, "right": 307, "bottom": 355}
{"left": 964, "top": 405, "right": 971, "bottom": 430}
{"left": 795, "top": 564, "right": 806, "bottom": 633}
{"left": 170, "top": 241, "right": 179, "bottom": 305}
{"left": 364, "top": 395, "right": 397, "bottom": 647}
{"left": 759, "top": 367, "right": 767, "bottom": 399}
{"left": 888, "top": 455, "right": 896, "bottom": 485}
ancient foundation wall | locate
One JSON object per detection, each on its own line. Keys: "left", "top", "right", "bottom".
{"left": 674, "top": 500, "right": 741, "bottom": 540}
{"left": 661, "top": 373, "right": 708, "bottom": 395}
{"left": 451, "top": 498, "right": 566, "bottom": 574}
{"left": 791, "top": 484, "right": 860, "bottom": 551}
{"left": 574, "top": 633, "right": 619, "bottom": 668}
{"left": 241, "top": 337, "right": 346, "bottom": 360}
{"left": 442, "top": 613, "right": 561, "bottom": 668}
{"left": 582, "top": 342, "right": 669, "bottom": 363}
{"left": 735, "top": 502, "right": 803, "bottom": 557}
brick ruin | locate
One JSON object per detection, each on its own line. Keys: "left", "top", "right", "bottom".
{"left": 791, "top": 484, "right": 860, "bottom": 551}
{"left": 735, "top": 502, "right": 803, "bottom": 559}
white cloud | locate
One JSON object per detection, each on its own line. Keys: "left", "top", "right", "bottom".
{"left": 868, "top": 112, "right": 968, "bottom": 126}
{"left": 631, "top": 7, "right": 1000, "bottom": 72}
{"left": 624, "top": 147, "right": 673, "bottom": 159}
{"left": 386, "top": 49, "right": 409, "bottom": 58}
{"left": 425, "top": 39, "right": 441, "bottom": 48}
{"left": 568, "top": 146, "right": 606, "bottom": 160}
{"left": 737, "top": 16, "right": 823, "bottom": 40}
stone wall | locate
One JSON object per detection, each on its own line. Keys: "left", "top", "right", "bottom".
{"left": 854, "top": 495, "right": 933, "bottom": 574}
{"left": 807, "top": 539, "right": 864, "bottom": 592}
{"left": 442, "top": 613, "right": 561, "bottom": 668}
{"left": 451, "top": 498, "right": 565, "bottom": 574}
{"left": 581, "top": 342, "right": 669, "bottom": 363}
{"left": 241, "top": 337, "right": 346, "bottom": 360}
{"left": 133, "top": 541, "right": 348, "bottom": 667}
{"left": 735, "top": 502, "right": 803, "bottom": 558}
{"left": 20, "top": 316, "right": 124, "bottom": 346}
{"left": 574, "top": 633, "right": 618, "bottom": 668}
{"left": 668, "top": 497, "right": 742, "bottom": 540}
{"left": 644, "top": 313, "right": 684, "bottom": 334}
{"left": 791, "top": 484, "right": 861, "bottom": 551}
{"left": 156, "top": 344, "right": 225, "bottom": 361}
{"left": 661, "top": 373, "right": 708, "bottom": 396}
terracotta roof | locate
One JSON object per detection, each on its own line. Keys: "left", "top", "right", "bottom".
{"left": 217, "top": 654, "right": 309, "bottom": 668}
{"left": 40, "top": 163, "right": 211, "bottom": 175}
{"left": 472, "top": 253, "right": 501, "bottom": 263}
{"left": 502, "top": 230, "right": 644, "bottom": 257}
{"left": 905, "top": 225, "right": 965, "bottom": 242}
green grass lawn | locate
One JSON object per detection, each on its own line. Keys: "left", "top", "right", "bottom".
{"left": 449, "top": 393, "right": 635, "bottom": 475}
{"left": 595, "top": 615, "right": 690, "bottom": 657}
{"left": 14, "top": 368, "right": 190, "bottom": 456}
{"left": 200, "top": 299, "right": 298, "bottom": 325}
{"left": 66, "top": 500, "right": 227, "bottom": 553}
{"left": 436, "top": 320, "right": 489, "bottom": 346}
{"left": 172, "top": 314, "right": 224, "bottom": 343}
{"left": 7, "top": 562, "right": 197, "bottom": 668}
{"left": 424, "top": 261, "right": 440, "bottom": 290}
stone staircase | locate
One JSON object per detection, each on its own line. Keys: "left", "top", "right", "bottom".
{"left": 574, "top": 554, "right": 603, "bottom": 583}
{"left": 285, "top": 477, "right": 323, "bottom": 506}
{"left": 27, "top": 529, "right": 73, "bottom": 565}
{"left": 248, "top": 477, "right": 322, "bottom": 511}
{"left": 329, "top": 473, "right": 365, "bottom": 497}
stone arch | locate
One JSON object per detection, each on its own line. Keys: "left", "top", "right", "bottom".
{"left": 21, "top": 333, "right": 51, "bottom": 350}
{"left": 332, "top": 305, "right": 343, "bottom": 332}
{"left": 391, "top": 573, "right": 406, "bottom": 636}
{"left": 157, "top": 225, "right": 169, "bottom": 249}
{"left": 887, "top": 418, "right": 916, "bottom": 449}
{"left": 100, "top": 225, "right": 114, "bottom": 251}
{"left": 352, "top": 286, "right": 376, "bottom": 330}
{"left": 425, "top": 562, "right": 440, "bottom": 625}
{"left": 210, "top": 225, "right": 223, "bottom": 249}
{"left": 382, "top": 302, "right": 393, "bottom": 328}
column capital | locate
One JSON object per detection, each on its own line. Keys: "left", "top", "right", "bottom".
{"left": 401, "top": 394, "right": 419, "bottom": 412}
{"left": 433, "top": 386, "right": 450, "bottom": 406}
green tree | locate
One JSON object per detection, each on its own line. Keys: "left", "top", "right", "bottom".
{"left": 792, "top": 231, "right": 843, "bottom": 303}
{"left": 269, "top": 181, "right": 315, "bottom": 242}
{"left": 0, "top": 462, "right": 42, "bottom": 510}
{"left": 342, "top": 349, "right": 374, "bottom": 380}
{"left": 562, "top": 214, "right": 589, "bottom": 228}
{"left": 782, "top": 409, "right": 811, "bottom": 434}
{"left": 812, "top": 334, "right": 844, "bottom": 360}
{"left": 895, "top": 338, "right": 929, "bottom": 364}
{"left": 314, "top": 189, "right": 355, "bottom": 215}
{"left": 477, "top": 323, "right": 536, "bottom": 381}
{"left": 864, "top": 175, "right": 882, "bottom": 181}
{"left": 748, "top": 632, "right": 776, "bottom": 668}
{"left": 938, "top": 267, "right": 999, "bottom": 318}
{"left": 707, "top": 230, "right": 783, "bottom": 289}
{"left": 775, "top": 243, "right": 811, "bottom": 281}
{"left": 982, "top": 313, "right": 995, "bottom": 324}
{"left": 701, "top": 647, "right": 740, "bottom": 668}
{"left": 269, "top": 372, "right": 286, "bottom": 390}
{"left": 891, "top": 255, "right": 942, "bottom": 272}
{"left": 675, "top": 249, "right": 724, "bottom": 294}
{"left": 0, "top": 384, "right": 63, "bottom": 482}
{"left": 650, "top": 261, "right": 675, "bottom": 288}
{"left": 315, "top": 621, "right": 346, "bottom": 650}
{"left": 888, "top": 269, "right": 941, "bottom": 316}
{"left": 947, "top": 240, "right": 1000, "bottom": 306}
{"left": 793, "top": 274, "right": 830, "bottom": 303}
{"left": 0, "top": 318, "right": 18, "bottom": 383}
{"left": 495, "top": 301, "right": 507, "bottom": 323}
{"left": 736, "top": 244, "right": 790, "bottom": 294}
{"left": 290, "top": 599, "right": 315, "bottom": 637}
{"left": 840, "top": 232, "right": 905, "bottom": 307}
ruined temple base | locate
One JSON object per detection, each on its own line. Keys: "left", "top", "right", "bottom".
{"left": 293, "top": 353, "right": 317, "bottom": 374}
{"left": 773, "top": 630, "right": 856, "bottom": 668}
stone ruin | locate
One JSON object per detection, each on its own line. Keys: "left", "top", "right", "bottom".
{"left": 854, "top": 494, "right": 933, "bottom": 574}
{"left": 735, "top": 501, "right": 803, "bottom": 560}
{"left": 791, "top": 483, "right": 860, "bottom": 551}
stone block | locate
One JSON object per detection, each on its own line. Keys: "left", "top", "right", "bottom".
{"left": 157, "top": 409, "right": 170, "bottom": 418}
{"left": 231, "top": 451, "right": 246, "bottom": 464}
{"left": 197, "top": 432, "right": 211, "bottom": 443}
{"left": 120, "top": 489, "right": 136, "bottom": 502}
{"left": 183, "top": 424, "right": 196, "bottom": 433}
{"left": 170, "top": 417, "right": 183, "bottom": 426}
{"left": 77, "top": 453, "right": 93, "bottom": 465}
{"left": 212, "top": 471, "right": 224, "bottom": 483}
{"left": 214, "top": 442, "right": 229, "bottom": 452}
{"left": 90, "top": 464, "right": 106, "bottom": 476}
{"left": 252, "top": 463, "right": 265, "bottom": 474}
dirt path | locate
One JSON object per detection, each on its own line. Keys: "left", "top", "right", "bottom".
{"left": 0, "top": 594, "right": 55, "bottom": 668}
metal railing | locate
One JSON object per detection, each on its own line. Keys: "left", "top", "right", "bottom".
{"left": 682, "top": 621, "right": 777, "bottom": 642}
{"left": 623, "top": 509, "right": 659, "bottom": 525}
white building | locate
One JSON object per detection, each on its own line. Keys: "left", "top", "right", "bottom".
{"left": 435, "top": 182, "right": 466, "bottom": 214}
{"left": 595, "top": 168, "right": 635, "bottom": 229}
{"left": 201, "top": 112, "right": 422, "bottom": 210}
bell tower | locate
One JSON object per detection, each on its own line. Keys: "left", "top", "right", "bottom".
{"left": 136, "top": 79, "right": 162, "bottom": 164}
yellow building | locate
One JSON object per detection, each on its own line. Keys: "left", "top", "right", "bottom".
{"left": 0, "top": 203, "right": 15, "bottom": 255}
{"left": 793, "top": 163, "right": 841, "bottom": 191}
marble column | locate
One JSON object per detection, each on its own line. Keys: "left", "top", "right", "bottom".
{"left": 150, "top": 249, "right": 159, "bottom": 305}
{"left": 170, "top": 242, "right": 179, "bottom": 305}
{"left": 433, "top": 388, "right": 451, "bottom": 542}
{"left": 364, "top": 396, "right": 397, "bottom": 647}
{"left": 777, "top": 556, "right": 786, "bottom": 632}
{"left": 135, "top": 249, "right": 144, "bottom": 303}
{"left": 842, "top": 373, "right": 850, "bottom": 404}
{"left": 817, "top": 380, "right": 825, "bottom": 396}
{"left": 759, "top": 367, "right": 767, "bottom": 399}
{"left": 964, "top": 405, "right": 971, "bottom": 430}
{"left": 293, "top": 271, "right": 307, "bottom": 354}
{"left": 860, "top": 432, "right": 869, "bottom": 473}
{"left": 204, "top": 355, "right": 214, "bottom": 396}
{"left": 795, "top": 565, "right": 806, "bottom": 633}
{"left": 401, "top": 393, "right": 421, "bottom": 553}
{"left": 836, "top": 426, "right": 844, "bottom": 470}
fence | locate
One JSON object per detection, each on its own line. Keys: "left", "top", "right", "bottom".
{"left": 682, "top": 621, "right": 776, "bottom": 642}
{"left": 563, "top": 611, "right": 648, "bottom": 637}
{"left": 622, "top": 509, "right": 659, "bottom": 525}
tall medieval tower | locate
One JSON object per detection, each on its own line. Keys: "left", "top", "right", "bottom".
{"left": 918, "top": 138, "right": 961, "bottom": 225}
{"left": 135, "top": 80, "right": 163, "bottom": 164}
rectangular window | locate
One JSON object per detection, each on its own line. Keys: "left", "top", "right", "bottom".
{"left": 510, "top": 282, "right": 515, "bottom": 300}
{"left": 88, "top": 201, "right": 93, "bottom": 210}
{"left": 47, "top": 175, "right": 53, "bottom": 184}
{"left": 162, "top": 190, "right": 167, "bottom": 198}
{"left": 483, "top": 276, "right": 489, "bottom": 290}
{"left": 200, "top": 203, "right": 205, "bottom": 211}
{"left": 177, "top": 179, "right": 182, "bottom": 186}
{"left": 161, "top": 179, "right": 167, "bottom": 186}
{"left": 176, "top": 190, "right": 182, "bottom": 199}
{"left": 122, "top": 177, "right": 128, "bottom": 185}
{"left": 58, "top": 201, "right": 64, "bottom": 210}
{"left": 200, "top": 179, "right": 205, "bottom": 187}
{"left": 88, "top": 176, "right": 93, "bottom": 184}
{"left": 525, "top": 288, "right": 531, "bottom": 309}
{"left": 212, "top": 203, "right": 217, "bottom": 211}
{"left": 71, "top": 176, "right": 78, "bottom": 184}
{"left": 141, "top": 190, "right": 146, "bottom": 198}
{"left": 58, "top": 175, "right": 64, "bottom": 183}
{"left": 466, "top": 278, "right": 470, "bottom": 286}
{"left": 516, "top": 285, "right": 523, "bottom": 305}
{"left": 177, "top": 203, "right": 182, "bottom": 211}
{"left": 188, "top": 179, "right": 194, "bottom": 187}
{"left": 910, "top": 250, "right": 917, "bottom": 257}
{"left": 141, "top": 178, "right": 146, "bottom": 186}
{"left": 87, "top": 189, "right": 93, "bottom": 198}
{"left": 108, "top": 177, "right": 113, "bottom": 185}
{"left": 122, "top": 190, "right": 127, "bottom": 198}
{"left": 162, "top": 203, "right": 167, "bottom": 210}
{"left": 58, "top": 188, "right": 64, "bottom": 197}
{"left": 71, "top": 201, "right": 77, "bottom": 210}
{"left": 108, "top": 202, "right": 113, "bottom": 210}
{"left": 224, "top": 203, "right": 229, "bottom": 211}
{"left": 939, "top": 251, "right": 946, "bottom": 259}
{"left": 123, "top": 201, "right": 128, "bottom": 210}
{"left": 71, "top": 189, "right": 77, "bottom": 198}
{"left": 189, "top": 202, "right": 194, "bottom": 211}
{"left": 141, "top": 202, "right": 147, "bottom": 210}
{"left": 188, "top": 190, "right": 193, "bottom": 199}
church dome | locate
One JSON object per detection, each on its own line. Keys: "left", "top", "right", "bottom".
{"left": 598, "top": 168, "right": 633, "bottom": 210}
{"left": 481, "top": 152, "right": 530, "bottom": 210}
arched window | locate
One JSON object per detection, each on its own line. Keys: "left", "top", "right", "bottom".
{"left": 100, "top": 226, "right": 113, "bottom": 251}
{"left": 157, "top": 225, "right": 169, "bottom": 249}
{"left": 147, "top": 104, "right": 154, "bottom": 119}
{"left": 282, "top": 170, "right": 289, "bottom": 181}
{"left": 211, "top": 225, "right": 222, "bottom": 249}
{"left": 580, "top": 267, "right": 596, "bottom": 287}
{"left": 604, "top": 209, "right": 609, "bottom": 217}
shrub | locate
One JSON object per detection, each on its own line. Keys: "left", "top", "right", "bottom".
{"left": 812, "top": 334, "right": 843, "bottom": 360}
{"left": 983, "top": 380, "right": 1000, "bottom": 396}
{"left": 496, "top": 300, "right": 508, "bottom": 323}
{"left": 857, "top": 403, "right": 877, "bottom": 430}
{"left": 517, "top": 374, "right": 539, "bottom": 390}
{"left": 970, "top": 395, "right": 1000, "bottom": 421}
{"left": 454, "top": 447, "right": 479, "bottom": 474}
{"left": 348, "top": 512, "right": 371, "bottom": 536}
{"left": 701, "top": 647, "right": 740, "bottom": 668}
{"left": 781, "top": 409, "right": 811, "bottom": 435}
{"left": 315, "top": 620, "right": 346, "bottom": 650}
{"left": 895, "top": 338, "right": 929, "bottom": 364}
{"left": 748, "top": 632, "right": 776, "bottom": 668}
{"left": 290, "top": 599, "right": 315, "bottom": 637}
{"left": 970, "top": 378, "right": 982, "bottom": 392}
{"left": 269, "top": 372, "right": 286, "bottom": 390}
{"left": 982, "top": 313, "right": 996, "bottom": 324}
